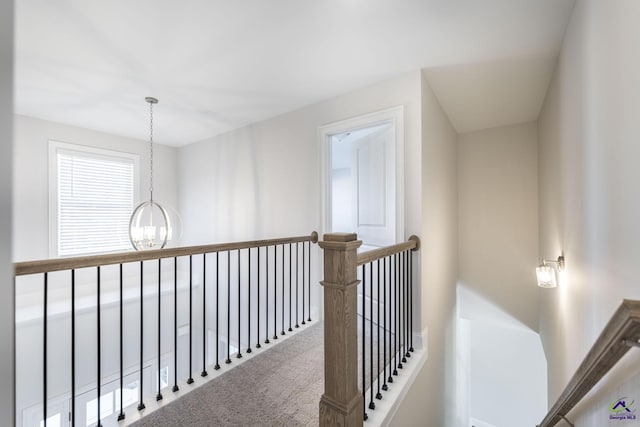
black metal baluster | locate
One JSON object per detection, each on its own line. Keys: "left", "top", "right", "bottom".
{"left": 396, "top": 253, "right": 401, "bottom": 369}
{"left": 138, "top": 261, "right": 146, "bottom": 410}
{"left": 383, "top": 257, "right": 390, "bottom": 390}
{"left": 237, "top": 249, "right": 242, "bottom": 359}
{"left": 157, "top": 259, "right": 164, "bottom": 400}
{"left": 118, "top": 265, "right": 125, "bottom": 420}
{"left": 405, "top": 251, "right": 411, "bottom": 358}
{"left": 187, "top": 256, "right": 194, "bottom": 384}
{"left": 288, "top": 243, "right": 292, "bottom": 332}
{"left": 201, "top": 254, "right": 208, "bottom": 377}
{"left": 361, "top": 265, "right": 367, "bottom": 421}
{"left": 307, "top": 241, "right": 311, "bottom": 322}
{"left": 409, "top": 250, "right": 414, "bottom": 353}
{"left": 369, "top": 262, "right": 375, "bottom": 410}
{"left": 403, "top": 251, "right": 408, "bottom": 362}
{"left": 43, "top": 272, "right": 48, "bottom": 427}
{"left": 215, "top": 252, "right": 221, "bottom": 370}
{"left": 97, "top": 267, "right": 102, "bottom": 427}
{"left": 400, "top": 251, "right": 403, "bottom": 363}
{"left": 72, "top": 270, "right": 77, "bottom": 425}
{"left": 256, "top": 247, "right": 262, "bottom": 349}
{"left": 173, "top": 257, "right": 180, "bottom": 391}
{"left": 398, "top": 252, "right": 402, "bottom": 368}
{"left": 376, "top": 259, "right": 382, "bottom": 400}
{"left": 295, "top": 242, "right": 299, "bottom": 328}
{"left": 247, "top": 248, "right": 252, "bottom": 353}
{"left": 226, "top": 251, "right": 232, "bottom": 364}
{"left": 400, "top": 252, "right": 408, "bottom": 363}
{"left": 273, "top": 245, "right": 278, "bottom": 341}
{"left": 302, "top": 243, "right": 306, "bottom": 326}
{"left": 281, "top": 244, "right": 285, "bottom": 336}
{"left": 399, "top": 251, "right": 404, "bottom": 363}
{"left": 393, "top": 254, "right": 399, "bottom": 375}
{"left": 265, "top": 246, "right": 270, "bottom": 345}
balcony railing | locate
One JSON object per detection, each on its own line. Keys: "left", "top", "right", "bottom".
{"left": 318, "top": 233, "right": 420, "bottom": 426}
{"left": 14, "top": 232, "right": 319, "bottom": 427}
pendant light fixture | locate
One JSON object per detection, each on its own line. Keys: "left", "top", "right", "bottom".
{"left": 129, "top": 96, "right": 171, "bottom": 250}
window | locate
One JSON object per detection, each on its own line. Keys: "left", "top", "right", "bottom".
{"left": 85, "top": 393, "right": 114, "bottom": 426}
{"left": 49, "top": 141, "right": 139, "bottom": 257}
{"left": 158, "top": 366, "right": 169, "bottom": 391}
{"left": 115, "top": 380, "right": 139, "bottom": 412}
{"left": 86, "top": 379, "right": 140, "bottom": 426}
{"left": 39, "top": 413, "right": 61, "bottom": 427}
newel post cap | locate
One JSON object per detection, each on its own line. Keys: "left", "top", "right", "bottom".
{"left": 318, "top": 233, "right": 362, "bottom": 251}
{"left": 323, "top": 232, "right": 357, "bottom": 242}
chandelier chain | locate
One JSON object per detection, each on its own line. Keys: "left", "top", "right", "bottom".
{"left": 149, "top": 100, "right": 154, "bottom": 202}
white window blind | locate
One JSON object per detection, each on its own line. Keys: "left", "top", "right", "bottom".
{"left": 55, "top": 144, "right": 137, "bottom": 257}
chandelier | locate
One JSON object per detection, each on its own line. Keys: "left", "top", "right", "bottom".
{"left": 128, "top": 96, "right": 172, "bottom": 250}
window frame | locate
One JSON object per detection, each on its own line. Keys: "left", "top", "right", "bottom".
{"left": 48, "top": 140, "right": 140, "bottom": 258}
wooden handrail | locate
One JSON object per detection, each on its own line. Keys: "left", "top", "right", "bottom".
{"left": 14, "top": 231, "right": 319, "bottom": 276}
{"left": 356, "top": 235, "right": 420, "bottom": 266}
{"left": 538, "top": 299, "right": 640, "bottom": 426}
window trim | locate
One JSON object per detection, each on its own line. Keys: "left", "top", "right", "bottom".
{"left": 48, "top": 140, "right": 140, "bottom": 258}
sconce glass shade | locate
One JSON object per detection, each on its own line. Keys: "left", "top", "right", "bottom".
{"left": 129, "top": 200, "right": 170, "bottom": 250}
{"left": 536, "top": 263, "right": 558, "bottom": 288}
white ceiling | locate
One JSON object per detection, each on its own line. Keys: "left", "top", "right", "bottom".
{"left": 14, "top": 0, "right": 575, "bottom": 146}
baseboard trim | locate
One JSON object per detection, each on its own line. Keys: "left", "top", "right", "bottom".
{"left": 364, "top": 328, "right": 428, "bottom": 426}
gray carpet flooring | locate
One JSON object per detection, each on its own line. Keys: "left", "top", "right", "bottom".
{"left": 133, "top": 323, "right": 324, "bottom": 427}
{"left": 131, "top": 319, "right": 396, "bottom": 427}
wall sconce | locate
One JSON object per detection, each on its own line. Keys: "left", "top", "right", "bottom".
{"left": 536, "top": 255, "right": 565, "bottom": 288}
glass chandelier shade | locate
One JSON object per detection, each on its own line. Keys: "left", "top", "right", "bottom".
{"left": 129, "top": 96, "right": 174, "bottom": 251}
{"left": 129, "top": 200, "right": 170, "bottom": 250}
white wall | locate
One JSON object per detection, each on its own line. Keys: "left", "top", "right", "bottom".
{"left": 390, "top": 72, "right": 458, "bottom": 427}
{"left": 538, "top": 0, "right": 640, "bottom": 422}
{"left": 177, "top": 71, "right": 422, "bottom": 245}
{"left": 470, "top": 320, "right": 547, "bottom": 427}
{"left": 457, "top": 288, "right": 548, "bottom": 427}
{"left": 178, "top": 70, "right": 423, "bottom": 326}
{"left": 13, "top": 115, "right": 179, "bottom": 262}
{"left": 1, "top": 0, "right": 15, "bottom": 424}
{"left": 458, "top": 123, "right": 539, "bottom": 331}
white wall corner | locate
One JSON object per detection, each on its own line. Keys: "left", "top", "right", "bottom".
{"left": 412, "top": 324, "right": 428, "bottom": 354}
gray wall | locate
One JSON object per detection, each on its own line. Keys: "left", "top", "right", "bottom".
{"left": 457, "top": 122, "right": 545, "bottom": 426}
{"left": 1, "top": 0, "right": 15, "bottom": 424}
{"left": 458, "top": 123, "right": 539, "bottom": 331}
{"left": 538, "top": 0, "right": 640, "bottom": 422}
{"left": 390, "top": 72, "right": 458, "bottom": 427}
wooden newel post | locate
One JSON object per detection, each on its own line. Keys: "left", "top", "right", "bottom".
{"left": 319, "top": 233, "right": 364, "bottom": 427}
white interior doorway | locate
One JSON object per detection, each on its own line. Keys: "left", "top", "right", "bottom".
{"left": 319, "top": 107, "right": 404, "bottom": 322}
{"left": 319, "top": 106, "right": 404, "bottom": 249}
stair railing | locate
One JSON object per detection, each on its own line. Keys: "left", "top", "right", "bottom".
{"left": 537, "top": 299, "right": 640, "bottom": 426}
{"left": 318, "top": 232, "right": 420, "bottom": 426}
